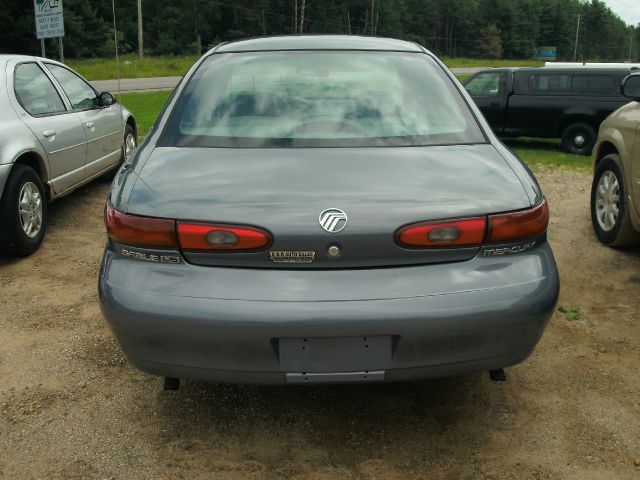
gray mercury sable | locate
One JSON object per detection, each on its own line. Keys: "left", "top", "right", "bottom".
{"left": 99, "top": 36, "right": 560, "bottom": 387}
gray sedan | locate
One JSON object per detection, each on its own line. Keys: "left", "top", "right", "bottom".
{"left": 99, "top": 36, "right": 559, "bottom": 387}
{"left": 0, "top": 55, "right": 137, "bottom": 256}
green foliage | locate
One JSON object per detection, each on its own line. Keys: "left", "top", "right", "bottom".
{"left": 118, "top": 91, "right": 172, "bottom": 137}
{"left": 1, "top": 0, "right": 638, "bottom": 62}
{"left": 479, "top": 23, "right": 503, "bottom": 59}
{"left": 562, "top": 305, "right": 582, "bottom": 321}
{"left": 503, "top": 138, "right": 591, "bottom": 171}
{"left": 66, "top": 54, "right": 199, "bottom": 80}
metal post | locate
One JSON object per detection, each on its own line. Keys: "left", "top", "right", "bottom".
{"left": 112, "top": 0, "right": 122, "bottom": 97}
{"left": 573, "top": 13, "right": 580, "bottom": 61}
{"left": 629, "top": 31, "right": 634, "bottom": 63}
{"left": 40, "top": 39, "right": 45, "bottom": 57}
{"left": 59, "top": 37, "right": 64, "bottom": 63}
{"left": 137, "top": 0, "right": 143, "bottom": 60}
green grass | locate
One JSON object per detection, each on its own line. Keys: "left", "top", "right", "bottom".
{"left": 560, "top": 305, "right": 582, "bottom": 321}
{"left": 67, "top": 54, "right": 199, "bottom": 81}
{"left": 118, "top": 91, "right": 591, "bottom": 171}
{"left": 503, "top": 138, "right": 591, "bottom": 171}
{"left": 69, "top": 54, "right": 544, "bottom": 81}
{"left": 118, "top": 91, "right": 171, "bottom": 136}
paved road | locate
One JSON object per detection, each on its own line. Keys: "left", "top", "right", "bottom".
{"left": 91, "top": 76, "right": 182, "bottom": 93}
{"left": 91, "top": 67, "right": 484, "bottom": 93}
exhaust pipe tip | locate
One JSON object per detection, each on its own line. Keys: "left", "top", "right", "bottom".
{"left": 489, "top": 369, "right": 506, "bottom": 382}
{"left": 163, "top": 377, "right": 180, "bottom": 390}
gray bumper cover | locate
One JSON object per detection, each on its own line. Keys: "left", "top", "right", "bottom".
{"left": 99, "top": 242, "right": 559, "bottom": 384}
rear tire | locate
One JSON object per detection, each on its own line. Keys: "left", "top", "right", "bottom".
{"left": 0, "top": 164, "right": 47, "bottom": 257}
{"left": 561, "top": 122, "right": 596, "bottom": 155}
{"left": 104, "top": 124, "right": 137, "bottom": 180}
{"left": 121, "top": 124, "right": 137, "bottom": 165}
{"left": 590, "top": 155, "right": 640, "bottom": 247}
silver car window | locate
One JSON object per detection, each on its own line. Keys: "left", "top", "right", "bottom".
{"left": 14, "top": 63, "right": 66, "bottom": 116}
{"left": 45, "top": 63, "right": 97, "bottom": 110}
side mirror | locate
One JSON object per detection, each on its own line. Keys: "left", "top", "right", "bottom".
{"left": 621, "top": 74, "right": 640, "bottom": 101}
{"left": 99, "top": 92, "right": 116, "bottom": 107}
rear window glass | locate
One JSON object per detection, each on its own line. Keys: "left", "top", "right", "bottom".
{"left": 571, "top": 75, "right": 615, "bottom": 93}
{"left": 528, "top": 74, "right": 571, "bottom": 92}
{"left": 161, "top": 51, "right": 485, "bottom": 148}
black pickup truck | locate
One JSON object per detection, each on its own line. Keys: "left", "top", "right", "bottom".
{"left": 463, "top": 67, "right": 633, "bottom": 154}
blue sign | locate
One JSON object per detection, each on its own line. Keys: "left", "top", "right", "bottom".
{"left": 535, "top": 47, "right": 557, "bottom": 60}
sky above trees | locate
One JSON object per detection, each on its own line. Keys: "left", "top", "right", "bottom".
{"left": 601, "top": 0, "right": 640, "bottom": 26}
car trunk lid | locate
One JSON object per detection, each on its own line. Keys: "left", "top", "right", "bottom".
{"left": 124, "top": 144, "right": 531, "bottom": 268}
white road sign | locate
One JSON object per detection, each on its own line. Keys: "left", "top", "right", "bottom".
{"left": 34, "top": 0, "right": 64, "bottom": 40}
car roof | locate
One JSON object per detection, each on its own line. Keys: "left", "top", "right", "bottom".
{"left": 0, "top": 54, "right": 65, "bottom": 66}
{"left": 213, "top": 35, "right": 424, "bottom": 54}
{"left": 517, "top": 67, "right": 632, "bottom": 74}
{"left": 473, "top": 67, "right": 632, "bottom": 75}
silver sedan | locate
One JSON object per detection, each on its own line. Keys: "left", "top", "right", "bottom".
{"left": 0, "top": 55, "right": 137, "bottom": 256}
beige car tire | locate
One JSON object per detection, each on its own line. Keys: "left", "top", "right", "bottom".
{"left": 590, "top": 154, "right": 640, "bottom": 247}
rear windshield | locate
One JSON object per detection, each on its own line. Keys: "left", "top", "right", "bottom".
{"left": 160, "top": 51, "right": 485, "bottom": 148}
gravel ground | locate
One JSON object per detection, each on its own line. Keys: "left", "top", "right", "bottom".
{"left": 1, "top": 169, "right": 639, "bottom": 479}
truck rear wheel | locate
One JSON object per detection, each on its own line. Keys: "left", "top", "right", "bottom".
{"left": 561, "top": 122, "right": 596, "bottom": 155}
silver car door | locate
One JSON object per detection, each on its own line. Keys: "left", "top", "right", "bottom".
{"left": 9, "top": 60, "right": 88, "bottom": 194}
{"left": 43, "top": 63, "right": 123, "bottom": 178}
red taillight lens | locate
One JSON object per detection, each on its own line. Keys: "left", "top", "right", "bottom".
{"left": 396, "top": 217, "right": 486, "bottom": 248}
{"left": 488, "top": 200, "right": 549, "bottom": 243}
{"left": 105, "top": 202, "right": 177, "bottom": 248}
{"left": 177, "top": 223, "right": 272, "bottom": 251}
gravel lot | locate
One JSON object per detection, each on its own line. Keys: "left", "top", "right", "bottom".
{"left": 1, "top": 169, "right": 639, "bottom": 479}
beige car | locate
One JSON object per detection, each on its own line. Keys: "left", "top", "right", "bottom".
{"left": 591, "top": 73, "right": 640, "bottom": 247}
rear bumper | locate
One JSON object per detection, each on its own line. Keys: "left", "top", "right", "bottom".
{"left": 98, "top": 242, "right": 559, "bottom": 384}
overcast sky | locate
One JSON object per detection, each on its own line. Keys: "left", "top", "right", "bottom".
{"left": 602, "top": 0, "right": 640, "bottom": 26}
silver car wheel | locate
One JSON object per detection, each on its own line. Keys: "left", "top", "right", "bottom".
{"left": 595, "top": 170, "right": 620, "bottom": 232}
{"left": 124, "top": 133, "right": 136, "bottom": 160}
{"left": 18, "top": 181, "right": 43, "bottom": 238}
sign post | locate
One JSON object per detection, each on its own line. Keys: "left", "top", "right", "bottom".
{"left": 33, "top": 0, "right": 65, "bottom": 61}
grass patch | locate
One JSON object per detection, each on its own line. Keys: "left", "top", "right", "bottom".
{"left": 559, "top": 305, "right": 582, "bottom": 321}
{"left": 118, "top": 91, "right": 172, "bottom": 137}
{"left": 67, "top": 54, "right": 198, "bottom": 81}
{"left": 117, "top": 92, "right": 591, "bottom": 171}
{"left": 503, "top": 138, "right": 591, "bottom": 170}
{"left": 68, "top": 54, "right": 545, "bottom": 81}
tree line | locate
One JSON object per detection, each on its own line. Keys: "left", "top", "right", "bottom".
{"left": 0, "top": 0, "right": 638, "bottom": 61}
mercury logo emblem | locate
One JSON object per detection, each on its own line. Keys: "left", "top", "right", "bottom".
{"left": 319, "top": 208, "right": 348, "bottom": 233}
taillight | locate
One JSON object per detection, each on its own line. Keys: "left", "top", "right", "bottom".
{"left": 488, "top": 200, "right": 549, "bottom": 243}
{"left": 177, "top": 223, "right": 272, "bottom": 251}
{"left": 395, "top": 200, "right": 549, "bottom": 249}
{"left": 105, "top": 202, "right": 177, "bottom": 248}
{"left": 396, "top": 217, "right": 486, "bottom": 248}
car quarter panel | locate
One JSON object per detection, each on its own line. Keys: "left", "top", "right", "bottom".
{"left": 99, "top": 241, "right": 559, "bottom": 383}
